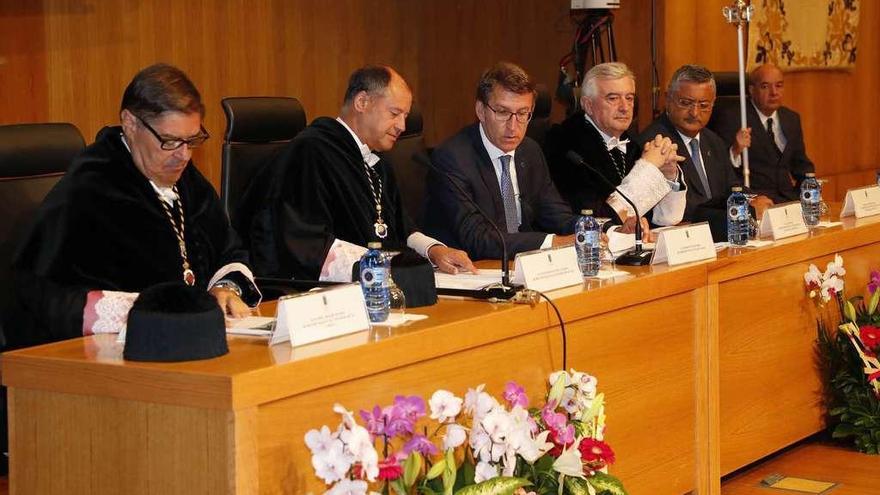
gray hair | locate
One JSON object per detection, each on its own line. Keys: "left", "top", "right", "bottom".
{"left": 581, "top": 62, "right": 635, "bottom": 98}
{"left": 667, "top": 64, "right": 715, "bottom": 95}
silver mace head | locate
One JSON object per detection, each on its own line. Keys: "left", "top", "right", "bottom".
{"left": 722, "top": 1, "right": 754, "bottom": 25}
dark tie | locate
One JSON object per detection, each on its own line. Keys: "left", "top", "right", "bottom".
{"left": 499, "top": 155, "right": 519, "bottom": 233}
{"left": 766, "top": 118, "right": 783, "bottom": 157}
{"left": 689, "top": 138, "right": 712, "bottom": 199}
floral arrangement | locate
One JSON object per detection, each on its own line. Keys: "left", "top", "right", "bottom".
{"left": 805, "top": 255, "right": 880, "bottom": 454}
{"left": 304, "top": 369, "right": 627, "bottom": 495}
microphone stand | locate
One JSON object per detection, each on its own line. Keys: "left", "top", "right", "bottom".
{"left": 566, "top": 151, "right": 653, "bottom": 266}
{"left": 425, "top": 159, "right": 521, "bottom": 300}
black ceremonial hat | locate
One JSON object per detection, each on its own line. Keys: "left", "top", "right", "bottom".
{"left": 124, "top": 281, "right": 229, "bottom": 362}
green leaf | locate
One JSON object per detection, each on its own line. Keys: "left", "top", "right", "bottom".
{"left": 453, "top": 477, "right": 531, "bottom": 495}
{"left": 405, "top": 452, "right": 424, "bottom": 488}
{"left": 563, "top": 477, "right": 593, "bottom": 495}
{"left": 832, "top": 422, "right": 856, "bottom": 438}
{"left": 427, "top": 458, "right": 447, "bottom": 480}
{"left": 443, "top": 449, "right": 457, "bottom": 495}
{"left": 391, "top": 478, "right": 408, "bottom": 495}
{"left": 844, "top": 300, "right": 857, "bottom": 323}
{"left": 868, "top": 289, "right": 880, "bottom": 315}
{"left": 588, "top": 472, "right": 629, "bottom": 495}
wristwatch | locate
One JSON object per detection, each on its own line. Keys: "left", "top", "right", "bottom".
{"left": 212, "top": 279, "right": 243, "bottom": 298}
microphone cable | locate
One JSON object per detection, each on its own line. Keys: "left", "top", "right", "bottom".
{"left": 513, "top": 289, "right": 568, "bottom": 371}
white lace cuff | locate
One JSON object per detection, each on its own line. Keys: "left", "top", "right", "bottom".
{"left": 82, "top": 290, "right": 139, "bottom": 335}
{"left": 607, "top": 159, "right": 675, "bottom": 219}
{"left": 320, "top": 239, "right": 369, "bottom": 282}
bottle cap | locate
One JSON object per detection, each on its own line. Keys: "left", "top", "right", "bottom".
{"left": 731, "top": 186, "right": 743, "bottom": 192}
{"left": 367, "top": 242, "right": 382, "bottom": 249}
{"left": 805, "top": 172, "right": 816, "bottom": 178}
{"left": 580, "top": 209, "right": 593, "bottom": 215}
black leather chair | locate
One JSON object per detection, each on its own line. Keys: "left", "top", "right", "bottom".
{"left": 381, "top": 105, "right": 431, "bottom": 228}
{"left": 0, "top": 123, "right": 85, "bottom": 345}
{"left": 707, "top": 71, "right": 741, "bottom": 133}
{"left": 526, "top": 83, "right": 553, "bottom": 147}
{"left": 220, "top": 96, "right": 307, "bottom": 226}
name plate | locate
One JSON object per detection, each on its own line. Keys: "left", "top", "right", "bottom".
{"left": 650, "top": 223, "right": 716, "bottom": 266}
{"left": 270, "top": 283, "right": 371, "bottom": 347}
{"left": 759, "top": 202, "right": 808, "bottom": 240}
{"left": 511, "top": 245, "right": 583, "bottom": 292}
{"left": 840, "top": 186, "right": 880, "bottom": 218}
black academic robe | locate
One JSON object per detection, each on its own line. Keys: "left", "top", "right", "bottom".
{"left": 5, "top": 126, "right": 256, "bottom": 349}
{"left": 544, "top": 111, "right": 639, "bottom": 221}
{"left": 246, "top": 117, "right": 415, "bottom": 280}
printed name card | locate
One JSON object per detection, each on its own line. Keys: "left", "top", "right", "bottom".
{"left": 270, "top": 283, "right": 370, "bottom": 347}
{"left": 840, "top": 186, "right": 880, "bottom": 218}
{"left": 511, "top": 245, "right": 583, "bottom": 292}
{"left": 759, "top": 202, "right": 808, "bottom": 240}
{"left": 650, "top": 223, "right": 716, "bottom": 266}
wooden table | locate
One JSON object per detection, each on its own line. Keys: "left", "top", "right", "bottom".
{"left": 5, "top": 213, "right": 880, "bottom": 495}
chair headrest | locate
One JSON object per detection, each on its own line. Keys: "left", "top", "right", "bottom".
{"left": 534, "top": 83, "right": 552, "bottom": 119}
{"left": 0, "top": 123, "right": 85, "bottom": 178}
{"left": 713, "top": 72, "right": 741, "bottom": 97}
{"left": 401, "top": 105, "right": 423, "bottom": 138}
{"left": 222, "top": 97, "right": 307, "bottom": 143}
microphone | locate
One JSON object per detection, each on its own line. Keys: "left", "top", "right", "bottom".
{"left": 424, "top": 158, "right": 521, "bottom": 300}
{"left": 565, "top": 151, "right": 653, "bottom": 266}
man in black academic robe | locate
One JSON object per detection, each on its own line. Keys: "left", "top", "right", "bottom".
{"left": 243, "top": 65, "right": 474, "bottom": 280}
{"left": 6, "top": 126, "right": 260, "bottom": 349}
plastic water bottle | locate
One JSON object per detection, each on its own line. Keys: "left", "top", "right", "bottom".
{"left": 727, "top": 187, "right": 749, "bottom": 246}
{"left": 800, "top": 172, "right": 822, "bottom": 228}
{"left": 359, "top": 242, "right": 390, "bottom": 323}
{"left": 575, "top": 209, "right": 600, "bottom": 277}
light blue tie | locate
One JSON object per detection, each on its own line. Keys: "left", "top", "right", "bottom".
{"left": 499, "top": 155, "right": 518, "bottom": 233}
{"left": 690, "top": 138, "right": 712, "bottom": 199}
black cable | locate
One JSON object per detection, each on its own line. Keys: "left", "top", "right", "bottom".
{"left": 535, "top": 290, "right": 567, "bottom": 371}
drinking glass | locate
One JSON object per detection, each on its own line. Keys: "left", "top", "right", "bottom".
{"left": 594, "top": 217, "right": 615, "bottom": 268}
{"left": 382, "top": 251, "right": 406, "bottom": 314}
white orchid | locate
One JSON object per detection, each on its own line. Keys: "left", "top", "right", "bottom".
{"left": 429, "top": 389, "right": 463, "bottom": 423}
{"left": 517, "top": 429, "right": 553, "bottom": 464}
{"left": 552, "top": 444, "right": 586, "bottom": 478}
{"left": 474, "top": 460, "right": 498, "bottom": 483}
{"left": 464, "top": 384, "right": 497, "bottom": 420}
{"left": 305, "top": 425, "right": 337, "bottom": 457}
{"left": 442, "top": 423, "right": 467, "bottom": 450}
{"left": 312, "top": 440, "right": 353, "bottom": 484}
{"left": 820, "top": 275, "right": 844, "bottom": 303}
{"left": 325, "top": 478, "right": 368, "bottom": 495}
{"left": 825, "top": 254, "right": 846, "bottom": 278}
{"left": 804, "top": 263, "right": 822, "bottom": 287}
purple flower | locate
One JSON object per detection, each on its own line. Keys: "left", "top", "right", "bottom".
{"left": 502, "top": 381, "right": 529, "bottom": 408}
{"left": 541, "top": 405, "right": 574, "bottom": 444}
{"left": 392, "top": 395, "right": 426, "bottom": 423}
{"left": 359, "top": 405, "right": 387, "bottom": 438}
{"left": 869, "top": 270, "right": 880, "bottom": 294}
{"left": 402, "top": 434, "right": 438, "bottom": 457}
{"left": 383, "top": 405, "right": 415, "bottom": 438}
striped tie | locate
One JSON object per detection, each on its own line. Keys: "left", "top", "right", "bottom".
{"left": 499, "top": 154, "right": 518, "bottom": 233}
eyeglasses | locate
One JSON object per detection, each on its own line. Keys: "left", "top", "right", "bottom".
{"left": 136, "top": 115, "right": 210, "bottom": 150}
{"left": 485, "top": 103, "right": 533, "bottom": 124}
{"left": 674, "top": 98, "right": 714, "bottom": 112}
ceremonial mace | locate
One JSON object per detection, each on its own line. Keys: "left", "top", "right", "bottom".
{"left": 723, "top": 0, "right": 754, "bottom": 188}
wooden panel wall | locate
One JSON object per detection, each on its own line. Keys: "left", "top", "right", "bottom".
{"left": 661, "top": 0, "right": 880, "bottom": 200}
{"left": 1, "top": 0, "right": 876, "bottom": 199}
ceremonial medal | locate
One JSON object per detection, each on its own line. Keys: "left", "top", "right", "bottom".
{"left": 363, "top": 160, "right": 388, "bottom": 240}
{"left": 183, "top": 268, "right": 196, "bottom": 286}
{"left": 374, "top": 221, "right": 388, "bottom": 239}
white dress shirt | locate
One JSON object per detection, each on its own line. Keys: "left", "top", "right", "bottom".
{"left": 731, "top": 102, "right": 787, "bottom": 168}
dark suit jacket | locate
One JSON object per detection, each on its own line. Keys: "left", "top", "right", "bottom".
{"left": 423, "top": 123, "right": 577, "bottom": 260}
{"left": 711, "top": 101, "right": 815, "bottom": 203}
{"left": 544, "top": 111, "right": 638, "bottom": 221}
{"left": 638, "top": 114, "right": 742, "bottom": 239}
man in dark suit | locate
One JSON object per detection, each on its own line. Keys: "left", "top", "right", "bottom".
{"left": 423, "top": 62, "right": 577, "bottom": 260}
{"left": 711, "top": 63, "right": 815, "bottom": 203}
{"left": 544, "top": 61, "right": 686, "bottom": 229}
{"left": 638, "top": 64, "right": 773, "bottom": 239}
